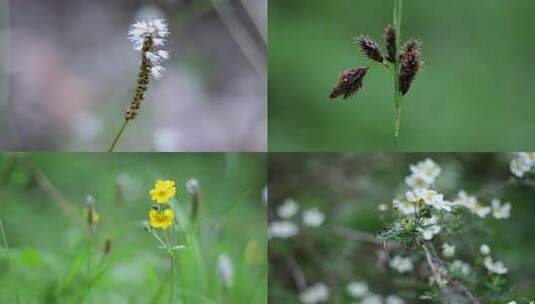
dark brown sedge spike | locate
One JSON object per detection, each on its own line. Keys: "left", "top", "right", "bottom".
{"left": 399, "top": 39, "right": 423, "bottom": 95}
{"left": 384, "top": 24, "right": 397, "bottom": 63}
{"left": 356, "top": 35, "right": 384, "bottom": 63}
{"left": 329, "top": 67, "right": 369, "bottom": 99}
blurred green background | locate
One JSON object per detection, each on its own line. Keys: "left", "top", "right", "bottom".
{"left": 268, "top": 153, "right": 535, "bottom": 302}
{"left": 269, "top": 0, "right": 535, "bottom": 151}
{"left": 0, "top": 153, "right": 266, "bottom": 303}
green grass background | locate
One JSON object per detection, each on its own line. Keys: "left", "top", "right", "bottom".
{"left": 269, "top": 0, "right": 535, "bottom": 151}
{"left": 0, "top": 153, "right": 267, "bottom": 304}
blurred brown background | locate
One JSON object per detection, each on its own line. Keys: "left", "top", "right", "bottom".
{"left": 0, "top": 0, "right": 266, "bottom": 151}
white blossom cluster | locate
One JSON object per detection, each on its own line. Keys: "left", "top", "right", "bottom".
{"left": 299, "top": 283, "right": 330, "bottom": 304}
{"left": 479, "top": 244, "right": 508, "bottom": 275}
{"left": 346, "top": 281, "right": 405, "bottom": 304}
{"left": 389, "top": 255, "right": 414, "bottom": 273}
{"left": 510, "top": 152, "right": 535, "bottom": 178}
{"left": 269, "top": 198, "right": 326, "bottom": 239}
{"left": 128, "top": 18, "right": 170, "bottom": 79}
{"left": 392, "top": 159, "right": 512, "bottom": 241}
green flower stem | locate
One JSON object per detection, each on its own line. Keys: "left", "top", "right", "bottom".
{"left": 393, "top": 0, "right": 403, "bottom": 146}
{"left": 107, "top": 120, "right": 129, "bottom": 152}
{"left": 0, "top": 217, "right": 10, "bottom": 270}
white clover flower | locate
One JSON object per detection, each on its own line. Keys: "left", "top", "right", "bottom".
{"left": 390, "top": 255, "right": 414, "bottom": 273}
{"left": 450, "top": 260, "right": 471, "bottom": 276}
{"left": 268, "top": 221, "right": 298, "bottom": 239}
{"left": 385, "top": 295, "right": 405, "bottom": 304}
{"left": 302, "top": 208, "right": 325, "bottom": 227}
{"left": 217, "top": 254, "right": 234, "bottom": 288}
{"left": 409, "top": 158, "right": 442, "bottom": 184}
{"left": 393, "top": 197, "right": 417, "bottom": 215}
{"left": 442, "top": 243, "right": 455, "bottom": 258}
{"left": 362, "top": 294, "right": 383, "bottom": 304}
{"left": 346, "top": 281, "right": 368, "bottom": 298}
{"left": 277, "top": 198, "right": 299, "bottom": 219}
{"left": 299, "top": 283, "right": 330, "bottom": 304}
{"left": 406, "top": 188, "right": 451, "bottom": 211}
{"left": 483, "top": 256, "right": 508, "bottom": 275}
{"left": 418, "top": 216, "right": 442, "bottom": 240}
{"left": 491, "top": 199, "right": 511, "bottom": 220}
{"left": 480, "top": 244, "right": 491, "bottom": 255}
{"left": 185, "top": 178, "right": 200, "bottom": 194}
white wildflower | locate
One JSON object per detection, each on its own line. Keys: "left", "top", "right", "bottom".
{"left": 480, "top": 244, "right": 491, "bottom": 255}
{"left": 386, "top": 295, "right": 405, "bottom": 304}
{"left": 268, "top": 221, "right": 298, "bottom": 239}
{"left": 408, "top": 158, "right": 441, "bottom": 184}
{"left": 217, "top": 254, "right": 234, "bottom": 288}
{"left": 128, "top": 18, "right": 169, "bottom": 50}
{"left": 491, "top": 198, "right": 511, "bottom": 219}
{"left": 483, "top": 256, "right": 508, "bottom": 275}
{"left": 302, "top": 208, "right": 325, "bottom": 227}
{"left": 346, "top": 281, "right": 368, "bottom": 298}
{"left": 361, "top": 294, "right": 383, "bottom": 304}
{"left": 404, "top": 173, "right": 428, "bottom": 189}
{"left": 390, "top": 255, "right": 414, "bottom": 273}
{"left": 450, "top": 260, "right": 471, "bottom": 276}
{"left": 378, "top": 203, "right": 388, "bottom": 211}
{"left": 277, "top": 198, "right": 299, "bottom": 219}
{"left": 442, "top": 243, "right": 455, "bottom": 258}
{"left": 393, "top": 197, "right": 417, "bottom": 215}
{"left": 418, "top": 216, "right": 442, "bottom": 240}
{"left": 299, "top": 283, "right": 330, "bottom": 304}
{"left": 453, "top": 191, "right": 491, "bottom": 218}
{"left": 406, "top": 188, "right": 451, "bottom": 211}
{"left": 128, "top": 18, "right": 170, "bottom": 80}
{"left": 185, "top": 178, "right": 199, "bottom": 194}
{"left": 510, "top": 152, "right": 535, "bottom": 177}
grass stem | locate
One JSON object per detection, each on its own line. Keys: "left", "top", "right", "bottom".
{"left": 0, "top": 217, "right": 11, "bottom": 270}
{"left": 393, "top": 0, "right": 403, "bottom": 146}
{"left": 107, "top": 120, "right": 129, "bottom": 152}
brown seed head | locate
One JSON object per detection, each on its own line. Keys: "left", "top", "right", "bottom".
{"left": 384, "top": 24, "right": 397, "bottom": 63}
{"left": 399, "top": 39, "right": 423, "bottom": 95}
{"left": 329, "top": 67, "right": 369, "bottom": 99}
{"left": 356, "top": 35, "right": 384, "bottom": 63}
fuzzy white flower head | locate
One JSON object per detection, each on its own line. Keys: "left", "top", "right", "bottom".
{"left": 385, "top": 295, "right": 405, "bottom": 304}
{"left": 390, "top": 255, "right": 414, "bottom": 273}
{"left": 346, "top": 281, "right": 368, "bottom": 298}
{"left": 185, "top": 178, "right": 200, "bottom": 194}
{"left": 268, "top": 221, "right": 298, "bottom": 239}
{"left": 450, "top": 260, "right": 471, "bottom": 276}
{"left": 484, "top": 256, "right": 508, "bottom": 275}
{"left": 393, "top": 197, "right": 417, "bottom": 215}
{"left": 480, "top": 244, "right": 491, "bottom": 255}
{"left": 442, "top": 243, "right": 455, "bottom": 258}
{"left": 418, "top": 216, "right": 441, "bottom": 240}
{"left": 362, "top": 294, "right": 383, "bottom": 304}
{"left": 299, "top": 283, "right": 330, "bottom": 304}
{"left": 406, "top": 188, "right": 451, "bottom": 211}
{"left": 128, "top": 18, "right": 169, "bottom": 50}
{"left": 303, "top": 208, "right": 325, "bottom": 227}
{"left": 491, "top": 198, "right": 511, "bottom": 220}
{"left": 277, "top": 198, "right": 299, "bottom": 219}
{"left": 409, "top": 158, "right": 441, "bottom": 184}
{"left": 217, "top": 254, "right": 234, "bottom": 288}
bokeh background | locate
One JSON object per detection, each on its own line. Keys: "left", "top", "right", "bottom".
{"left": 1, "top": 0, "right": 266, "bottom": 151}
{"left": 269, "top": 153, "right": 535, "bottom": 302}
{"left": 269, "top": 0, "right": 535, "bottom": 151}
{"left": 0, "top": 153, "right": 267, "bottom": 303}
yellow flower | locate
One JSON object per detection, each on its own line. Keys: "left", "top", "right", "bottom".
{"left": 149, "top": 209, "right": 174, "bottom": 230}
{"left": 149, "top": 180, "right": 176, "bottom": 203}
